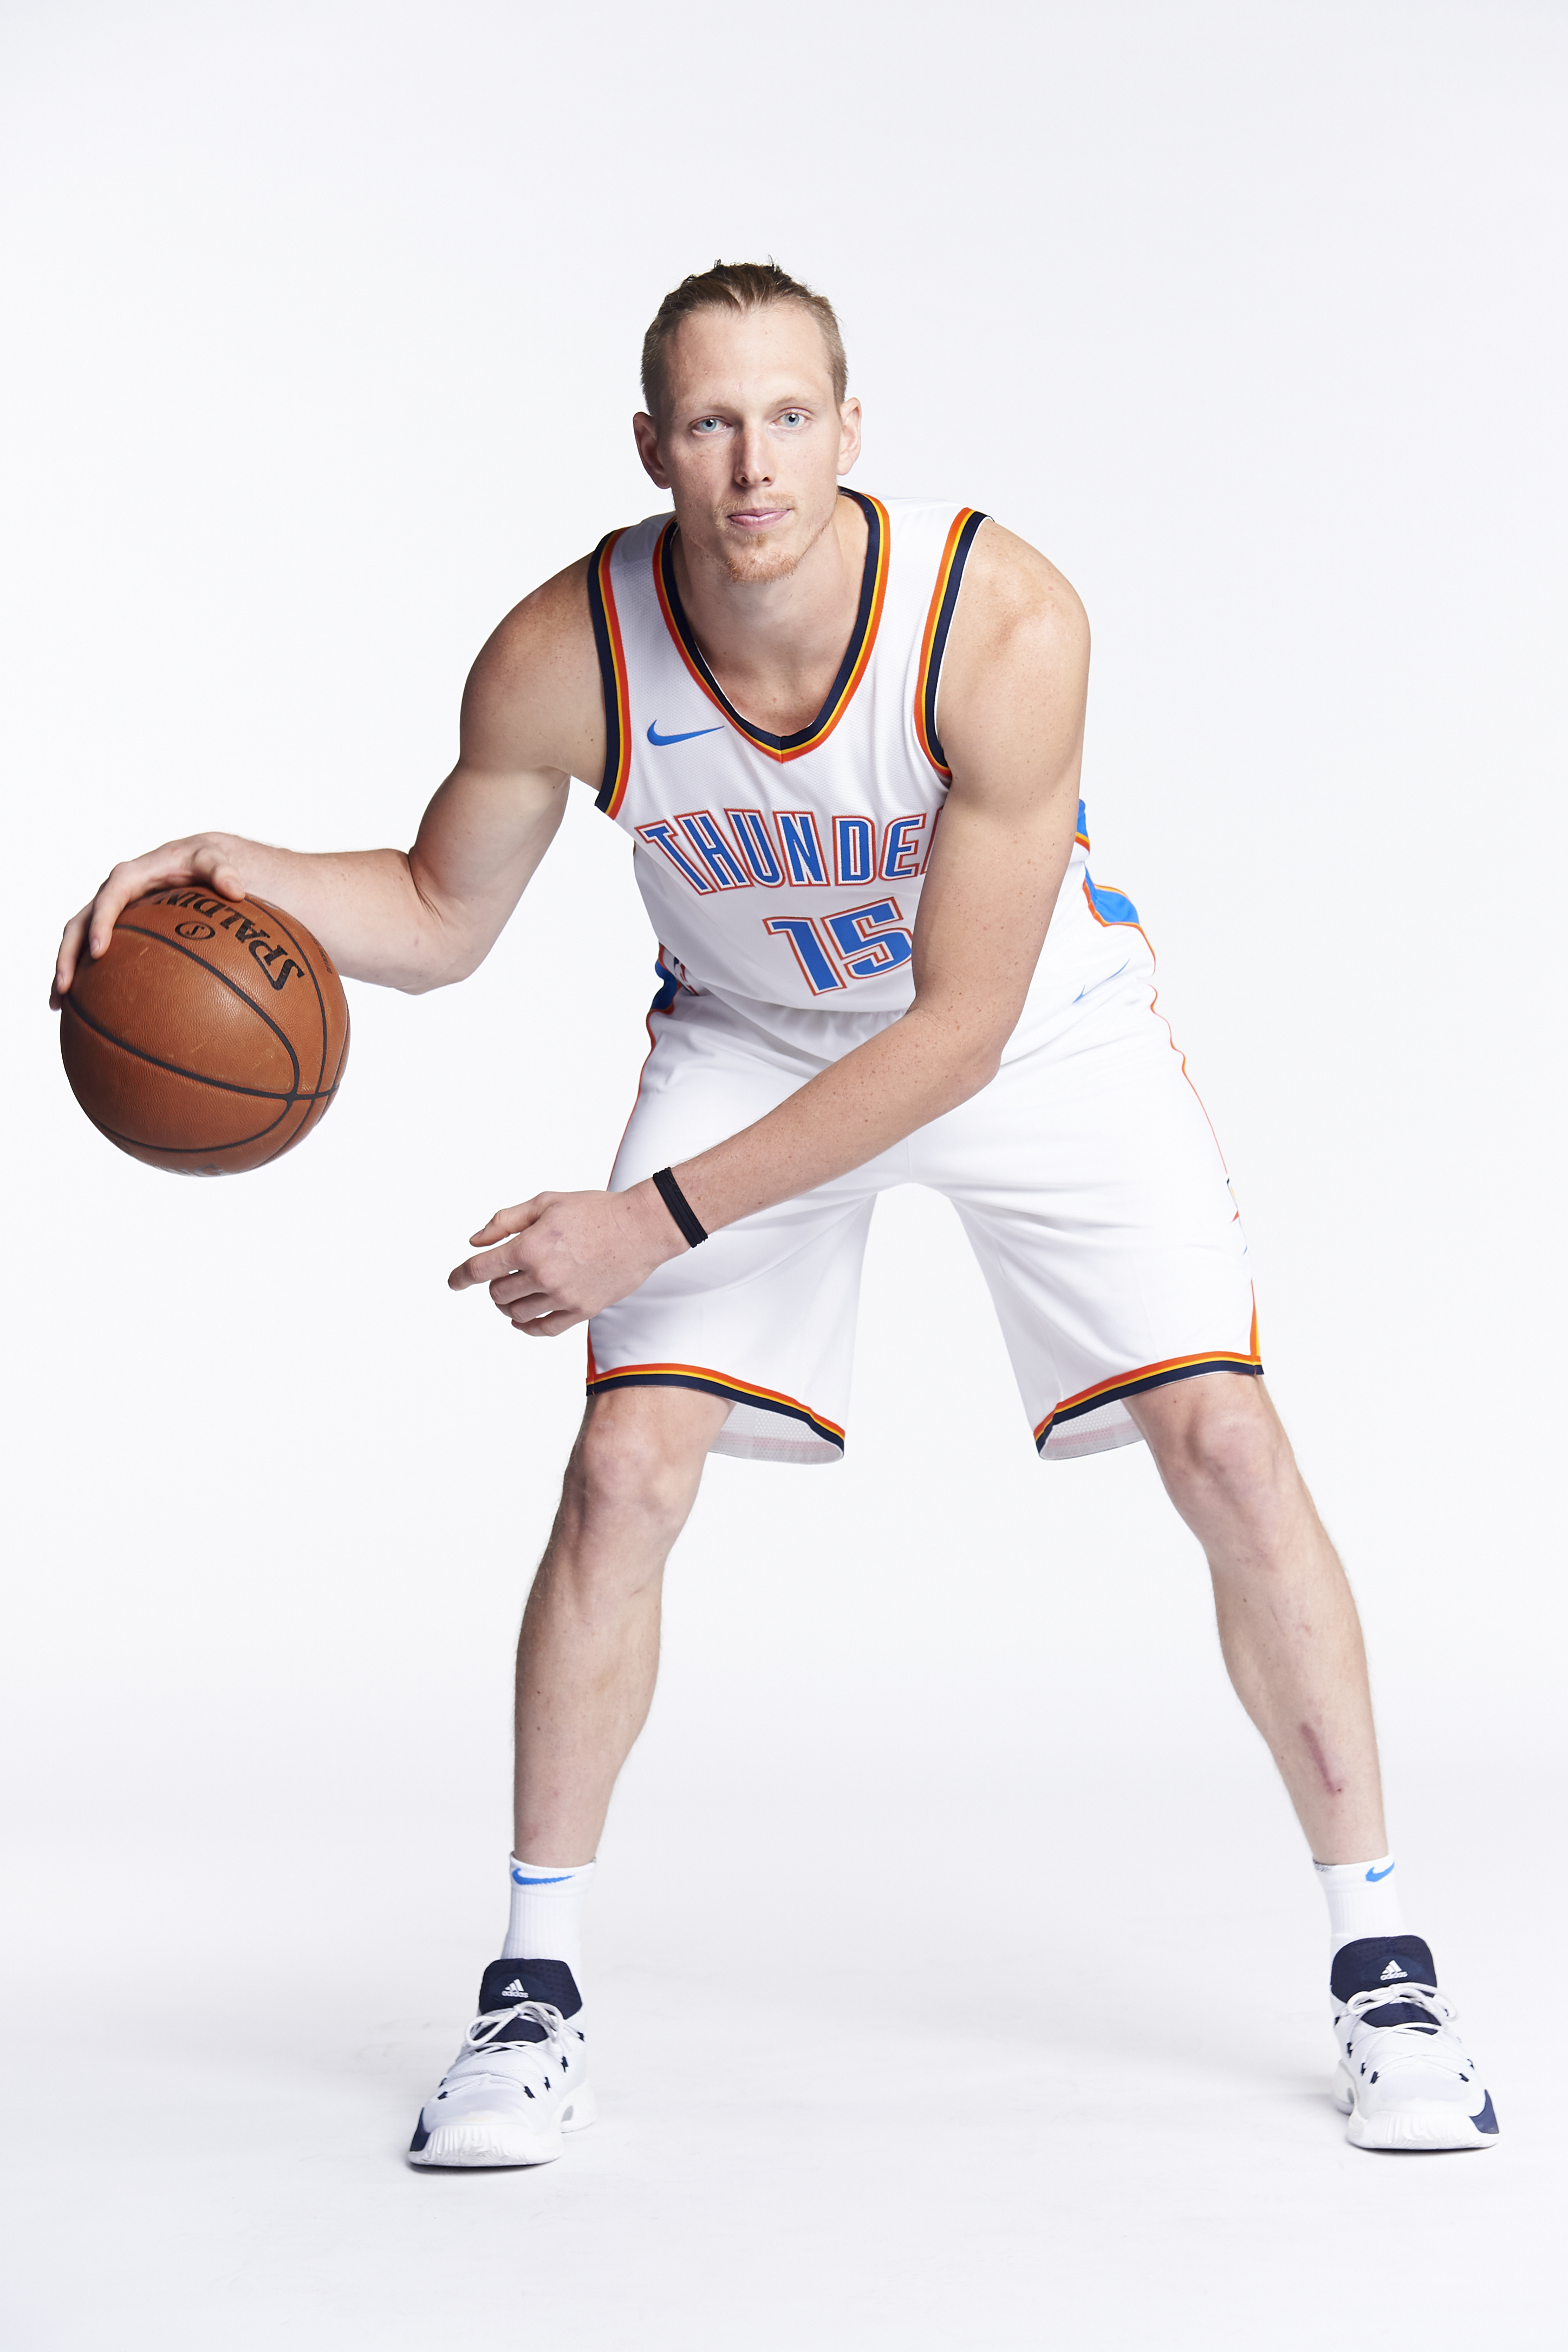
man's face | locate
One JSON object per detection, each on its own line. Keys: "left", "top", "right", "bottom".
{"left": 634, "top": 303, "right": 862, "bottom": 584}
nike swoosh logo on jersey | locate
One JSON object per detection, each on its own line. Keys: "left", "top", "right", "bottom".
{"left": 646, "top": 721, "right": 724, "bottom": 745}
{"left": 1364, "top": 1863, "right": 1396, "bottom": 1881}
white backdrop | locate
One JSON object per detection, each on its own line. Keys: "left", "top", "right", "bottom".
{"left": 2, "top": 5, "right": 1564, "bottom": 2347}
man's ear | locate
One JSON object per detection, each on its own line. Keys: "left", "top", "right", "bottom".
{"left": 836, "top": 396, "right": 863, "bottom": 477}
{"left": 633, "top": 411, "right": 669, "bottom": 489}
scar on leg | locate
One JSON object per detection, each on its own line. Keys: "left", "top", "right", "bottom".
{"left": 1299, "top": 1721, "right": 1346, "bottom": 1797}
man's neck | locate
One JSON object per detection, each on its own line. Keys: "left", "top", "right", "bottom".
{"left": 671, "top": 492, "right": 868, "bottom": 738}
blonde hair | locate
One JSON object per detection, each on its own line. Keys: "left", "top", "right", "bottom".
{"left": 641, "top": 260, "right": 848, "bottom": 418}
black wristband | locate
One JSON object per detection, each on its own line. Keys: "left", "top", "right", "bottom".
{"left": 651, "top": 1166, "right": 708, "bottom": 1249}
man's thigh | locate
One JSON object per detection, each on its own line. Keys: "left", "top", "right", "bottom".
{"left": 918, "top": 979, "right": 1262, "bottom": 1462}
{"left": 590, "top": 991, "right": 893, "bottom": 1467}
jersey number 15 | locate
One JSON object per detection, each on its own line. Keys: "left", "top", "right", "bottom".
{"left": 764, "top": 897, "right": 913, "bottom": 995}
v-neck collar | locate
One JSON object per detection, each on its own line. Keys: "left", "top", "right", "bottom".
{"left": 652, "top": 489, "right": 889, "bottom": 762}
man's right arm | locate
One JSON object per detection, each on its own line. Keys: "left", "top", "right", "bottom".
{"left": 51, "top": 558, "right": 605, "bottom": 1003}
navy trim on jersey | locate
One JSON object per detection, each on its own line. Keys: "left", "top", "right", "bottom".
{"left": 587, "top": 529, "right": 630, "bottom": 814}
{"left": 656, "top": 490, "right": 885, "bottom": 757}
{"left": 920, "top": 507, "right": 987, "bottom": 775}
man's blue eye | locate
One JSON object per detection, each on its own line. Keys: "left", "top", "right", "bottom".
{"left": 781, "top": 411, "right": 803, "bottom": 425}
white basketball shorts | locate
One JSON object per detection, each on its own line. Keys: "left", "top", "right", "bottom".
{"left": 586, "top": 966, "right": 1260, "bottom": 1465}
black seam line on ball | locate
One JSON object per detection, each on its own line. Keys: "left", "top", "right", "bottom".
{"left": 58, "top": 991, "right": 339, "bottom": 1102}
{"left": 245, "top": 896, "right": 333, "bottom": 1095}
{"left": 86, "top": 1101, "right": 299, "bottom": 1154}
{"left": 320, "top": 978, "right": 351, "bottom": 1092}
{"left": 652, "top": 1166, "right": 708, "bottom": 1248}
{"left": 85, "top": 1086, "right": 339, "bottom": 1160}
{"left": 82, "top": 1091, "right": 339, "bottom": 1157}
{"left": 112, "top": 922, "right": 304, "bottom": 1094}
{"left": 131, "top": 887, "right": 340, "bottom": 1100}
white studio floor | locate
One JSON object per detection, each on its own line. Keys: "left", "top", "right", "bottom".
{"left": 3, "top": 1770, "right": 1559, "bottom": 2352}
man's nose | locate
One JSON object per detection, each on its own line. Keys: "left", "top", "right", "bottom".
{"left": 733, "top": 424, "right": 773, "bottom": 485}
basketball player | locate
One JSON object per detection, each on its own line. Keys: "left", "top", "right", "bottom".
{"left": 54, "top": 263, "right": 1495, "bottom": 2160}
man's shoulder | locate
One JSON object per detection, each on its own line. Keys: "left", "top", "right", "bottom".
{"left": 472, "top": 525, "right": 662, "bottom": 699}
{"left": 874, "top": 496, "right": 1086, "bottom": 643}
{"left": 483, "top": 551, "right": 595, "bottom": 661}
{"left": 935, "top": 518, "right": 1090, "bottom": 763}
{"left": 480, "top": 505, "right": 668, "bottom": 651}
{"left": 962, "top": 518, "right": 1087, "bottom": 644}
{"left": 461, "top": 554, "right": 603, "bottom": 780}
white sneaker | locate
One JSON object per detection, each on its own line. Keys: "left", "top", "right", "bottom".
{"left": 408, "top": 1958, "right": 596, "bottom": 2169}
{"left": 1331, "top": 1935, "right": 1499, "bottom": 2151}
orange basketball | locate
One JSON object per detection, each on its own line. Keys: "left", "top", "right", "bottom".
{"left": 59, "top": 887, "right": 350, "bottom": 1175}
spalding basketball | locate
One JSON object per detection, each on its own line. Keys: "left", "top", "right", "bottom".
{"left": 59, "top": 887, "right": 350, "bottom": 1175}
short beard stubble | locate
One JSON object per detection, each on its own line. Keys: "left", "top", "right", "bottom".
{"left": 714, "top": 497, "right": 837, "bottom": 587}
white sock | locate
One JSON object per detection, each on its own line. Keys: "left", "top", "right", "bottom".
{"left": 501, "top": 1855, "right": 596, "bottom": 1972}
{"left": 1315, "top": 1855, "right": 1405, "bottom": 1953}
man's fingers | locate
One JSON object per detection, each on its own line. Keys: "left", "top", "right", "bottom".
{"left": 488, "top": 1276, "right": 590, "bottom": 1340}
{"left": 473, "top": 1275, "right": 579, "bottom": 1334}
{"left": 84, "top": 847, "right": 248, "bottom": 961}
{"left": 488, "top": 1271, "right": 554, "bottom": 1312}
{"left": 515, "top": 1307, "right": 585, "bottom": 1338}
{"left": 86, "top": 896, "right": 122, "bottom": 961}
{"left": 448, "top": 1242, "right": 528, "bottom": 1291}
{"left": 162, "top": 842, "right": 246, "bottom": 905}
{"left": 55, "top": 840, "right": 251, "bottom": 1005}
{"left": 449, "top": 1201, "right": 548, "bottom": 1289}
{"left": 51, "top": 907, "right": 93, "bottom": 1003}
{"left": 474, "top": 1265, "right": 584, "bottom": 1333}
{"left": 468, "top": 1198, "right": 545, "bottom": 1249}
{"left": 85, "top": 864, "right": 159, "bottom": 959}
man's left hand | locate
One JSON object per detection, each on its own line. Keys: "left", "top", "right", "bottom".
{"left": 448, "top": 1184, "right": 682, "bottom": 1335}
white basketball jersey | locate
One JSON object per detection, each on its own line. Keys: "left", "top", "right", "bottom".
{"left": 585, "top": 491, "right": 1124, "bottom": 1045}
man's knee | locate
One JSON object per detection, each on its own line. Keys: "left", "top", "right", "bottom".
{"left": 560, "top": 1384, "right": 727, "bottom": 1545}
{"left": 1132, "top": 1373, "right": 1292, "bottom": 1521}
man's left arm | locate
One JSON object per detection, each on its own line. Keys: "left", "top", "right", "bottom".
{"left": 451, "top": 523, "right": 1089, "bottom": 1333}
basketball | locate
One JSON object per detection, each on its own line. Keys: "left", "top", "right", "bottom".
{"left": 59, "top": 887, "right": 350, "bottom": 1175}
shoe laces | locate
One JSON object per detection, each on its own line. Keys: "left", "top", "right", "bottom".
{"left": 1339, "top": 1981, "right": 1470, "bottom": 2077}
{"left": 437, "top": 1998, "right": 580, "bottom": 2097}
{"left": 465, "top": 1998, "right": 572, "bottom": 2056}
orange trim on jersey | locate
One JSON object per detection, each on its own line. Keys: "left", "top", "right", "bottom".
{"left": 587, "top": 529, "right": 632, "bottom": 817}
{"left": 651, "top": 493, "right": 890, "bottom": 764}
{"left": 914, "top": 506, "right": 987, "bottom": 779}
{"left": 587, "top": 1357, "right": 845, "bottom": 1449}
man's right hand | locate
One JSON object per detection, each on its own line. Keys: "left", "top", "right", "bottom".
{"left": 51, "top": 550, "right": 604, "bottom": 1008}
{"left": 53, "top": 834, "right": 247, "bottom": 1006}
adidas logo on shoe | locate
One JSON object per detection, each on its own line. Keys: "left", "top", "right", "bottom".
{"left": 500, "top": 1979, "right": 528, "bottom": 1998}
{"left": 1380, "top": 1961, "right": 1408, "bottom": 1981}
